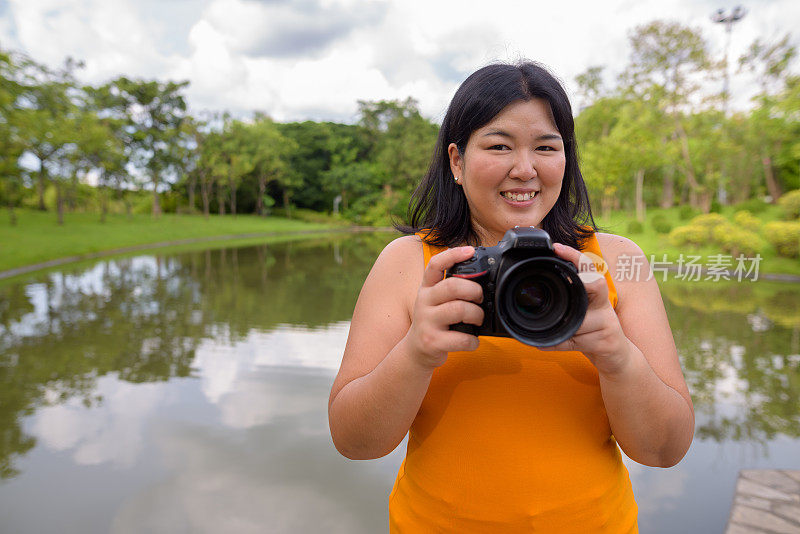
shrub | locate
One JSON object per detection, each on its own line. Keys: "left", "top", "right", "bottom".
{"left": 626, "top": 220, "right": 644, "bottom": 234}
{"left": 733, "top": 210, "right": 761, "bottom": 233}
{"left": 690, "top": 213, "right": 727, "bottom": 231}
{"left": 650, "top": 213, "right": 672, "bottom": 234}
{"left": 679, "top": 205, "right": 698, "bottom": 221}
{"left": 734, "top": 197, "right": 769, "bottom": 214}
{"left": 668, "top": 225, "right": 708, "bottom": 247}
{"left": 764, "top": 221, "right": 800, "bottom": 258}
{"left": 777, "top": 189, "right": 800, "bottom": 220}
{"left": 711, "top": 225, "right": 763, "bottom": 257}
{"left": 709, "top": 200, "right": 722, "bottom": 213}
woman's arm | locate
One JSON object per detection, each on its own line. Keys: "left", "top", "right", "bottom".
{"left": 542, "top": 234, "right": 694, "bottom": 468}
{"left": 328, "top": 237, "right": 482, "bottom": 460}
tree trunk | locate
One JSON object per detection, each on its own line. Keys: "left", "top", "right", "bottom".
{"left": 601, "top": 192, "right": 612, "bottom": 220}
{"left": 674, "top": 119, "right": 701, "bottom": 208}
{"left": 37, "top": 164, "right": 48, "bottom": 211}
{"left": 257, "top": 175, "right": 266, "bottom": 216}
{"left": 100, "top": 185, "right": 108, "bottom": 223}
{"left": 201, "top": 179, "right": 210, "bottom": 219}
{"left": 228, "top": 176, "right": 237, "bottom": 216}
{"left": 188, "top": 174, "right": 196, "bottom": 213}
{"left": 761, "top": 150, "right": 782, "bottom": 203}
{"left": 151, "top": 176, "right": 161, "bottom": 218}
{"left": 661, "top": 166, "right": 674, "bottom": 208}
{"left": 283, "top": 189, "right": 291, "bottom": 218}
{"left": 67, "top": 175, "right": 78, "bottom": 212}
{"left": 634, "top": 169, "right": 645, "bottom": 222}
{"left": 56, "top": 182, "right": 64, "bottom": 226}
{"left": 217, "top": 184, "right": 226, "bottom": 216}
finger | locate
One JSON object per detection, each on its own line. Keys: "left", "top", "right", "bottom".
{"left": 425, "top": 276, "right": 483, "bottom": 306}
{"left": 437, "top": 330, "right": 481, "bottom": 352}
{"left": 553, "top": 242, "right": 608, "bottom": 281}
{"left": 553, "top": 242, "right": 610, "bottom": 309}
{"left": 537, "top": 337, "right": 578, "bottom": 352}
{"left": 436, "top": 300, "right": 485, "bottom": 327}
{"left": 421, "top": 246, "right": 475, "bottom": 288}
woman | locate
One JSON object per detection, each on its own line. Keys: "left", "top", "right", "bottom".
{"left": 328, "top": 62, "right": 694, "bottom": 533}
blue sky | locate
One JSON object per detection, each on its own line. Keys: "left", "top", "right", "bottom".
{"left": 1, "top": 0, "right": 798, "bottom": 122}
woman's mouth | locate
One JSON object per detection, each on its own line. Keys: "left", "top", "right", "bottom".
{"left": 500, "top": 190, "right": 538, "bottom": 203}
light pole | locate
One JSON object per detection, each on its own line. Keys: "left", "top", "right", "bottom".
{"left": 712, "top": 6, "right": 747, "bottom": 117}
{"left": 711, "top": 6, "right": 747, "bottom": 205}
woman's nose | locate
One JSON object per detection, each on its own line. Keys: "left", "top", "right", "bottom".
{"left": 509, "top": 150, "right": 537, "bottom": 181}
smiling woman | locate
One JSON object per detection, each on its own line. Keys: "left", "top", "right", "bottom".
{"left": 328, "top": 61, "right": 694, "bottom": 533}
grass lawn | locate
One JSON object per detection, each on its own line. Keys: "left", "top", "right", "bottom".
{"left": 0, "top": 209, "right": 342, "bottom": 274}
{"left": 1, "top": 204, "right": 798, "bottom": 278}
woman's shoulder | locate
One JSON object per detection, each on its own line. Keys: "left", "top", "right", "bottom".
{"left": 594, "top": 232, "right": 648, "bottom": 287}
{"left": 594, "top": 232, "right": 646, "bottom": 263}
{"left": 361, "top": 235, "right": 425, "bottom": 319}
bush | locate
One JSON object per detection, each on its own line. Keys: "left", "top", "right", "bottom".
{"left": 711, "top": 225, "right": 763, "bottom": 257}
{"left": 650, "top": 213, "right": 672, "bottom": 234}
{"left": 777, "top": 189, "right": 800, "bottom": 220}
{"left": 763, "top": 221, "right": 800, "bottom": 258}
{"left": 734, "top": 197, "right": 769, "bottom": 214}
{"left": 679, "top": 205, "right": 698, "bottom": 221}
{"left": 626, "top": 220, "right": 644, "bottom": 234}
{"left": 709, "top": 200, "right": 722, "bottom": 213}
{"left": 733, "top": 210, "right": 761, "bottom": 233}
{"left": 689, "top": 213, "right": 728, "bottom": 233}
{"left": 668, "top": 225, "right": 708, "bottom": 247}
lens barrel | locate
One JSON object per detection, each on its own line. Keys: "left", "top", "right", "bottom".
{"left": 495, "top": 257, "right": 587, "bottom": 347}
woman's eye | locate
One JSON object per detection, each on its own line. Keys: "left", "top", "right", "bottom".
{"left": 489, "top": 144, "right": 509, "bottom": 150}
{"left": 537, "top": 146, "right": 555, "bottom": 151}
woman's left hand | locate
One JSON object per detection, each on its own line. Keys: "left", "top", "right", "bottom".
{"left": 537, "top": 242, "right": 633, "bottom": 376}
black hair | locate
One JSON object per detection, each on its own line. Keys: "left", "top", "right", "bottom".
{"left": 397, "top": 61, "right": 600, "bottom": 250}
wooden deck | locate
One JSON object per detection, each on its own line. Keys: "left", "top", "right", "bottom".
{"left": 725, "top": 470, "right": 800, "bottom": 534}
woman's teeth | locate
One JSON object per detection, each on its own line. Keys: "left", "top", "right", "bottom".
{"left": 501, "top": 191, "right": 536, "bottom": 201}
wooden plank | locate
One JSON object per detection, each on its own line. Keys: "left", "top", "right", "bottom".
{"left": 725, "top": 470, "right": 800, "bottom": 534}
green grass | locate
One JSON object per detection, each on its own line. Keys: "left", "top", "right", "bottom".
{"left": 2, "top": 204, "right": 798, "bottom": 279}
{"left": 595, "top": 204, "right": 800, "bottom": 278}
{"left": 0, "top": 209, "right": 340, "bottom": 274}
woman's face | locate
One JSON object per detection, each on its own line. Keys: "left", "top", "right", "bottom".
{"left": 448, "top": 98, "right": 566, "bottom": 247}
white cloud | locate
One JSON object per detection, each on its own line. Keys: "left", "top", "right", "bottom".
{"left": 1, "top": 0, "right": 799, "bottom": 121}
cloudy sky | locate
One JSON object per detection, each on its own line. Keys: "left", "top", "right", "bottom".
{"left": 1, "top": 0, "right": 798, "bottom": 123}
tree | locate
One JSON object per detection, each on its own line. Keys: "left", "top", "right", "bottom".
{"left": 104, "top": 77, "right": 189, "bottom": 217}
{"left": 622, "top": 21, "right": 720, "bottom": 210}
{"left": 739, "top": 34, "right": 798, "bottom": 201}
{"left": 0, "top": 48, "right": 25, "bottom": 225}
{"left": 358, "top": 98, "right": 437, "bottom": 195}
{"left": 247, "top": 116, "right": 297, "bottom": 216}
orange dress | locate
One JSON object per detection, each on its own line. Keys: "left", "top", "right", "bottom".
{"left": 388, "top": 231, "right": 638, "bottom": 533}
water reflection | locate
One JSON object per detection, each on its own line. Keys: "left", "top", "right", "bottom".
{"left": 0, "top": 234, "right": 799, "bottom": 533}
{"left": 660, "top": 280, "right": 800, "bottom": 444}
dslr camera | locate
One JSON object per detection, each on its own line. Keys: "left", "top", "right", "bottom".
{"left": 447, "top": 227, "right": 588, "bottom": 347}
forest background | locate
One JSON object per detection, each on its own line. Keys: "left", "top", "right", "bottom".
{"left": 1, "top": 19, "right": 800, "bottom": 270}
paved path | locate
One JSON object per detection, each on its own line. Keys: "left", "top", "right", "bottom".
{"left": 726, "top": 470, "right": 800, "bottom": 534}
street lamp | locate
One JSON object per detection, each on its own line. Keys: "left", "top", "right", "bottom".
{"left": 711, "top": 6, "right": 747, "bottom": 206}
{"left": 712, "top": 6, "right": 747, "bottom": 116}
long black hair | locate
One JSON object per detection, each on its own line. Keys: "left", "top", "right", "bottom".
{"left": 398, "top": 61, "right": 600, "bottom": 250}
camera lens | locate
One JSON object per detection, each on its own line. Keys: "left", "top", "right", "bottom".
{"left": 496, "top": 258, "right": 587, "bottom": 347}
{"left": 515, "top": 280, "right": 547, "bottom": 313}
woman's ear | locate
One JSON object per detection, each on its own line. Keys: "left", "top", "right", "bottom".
{"left": 447, "top": 143, "right": 463, "bottom": 184}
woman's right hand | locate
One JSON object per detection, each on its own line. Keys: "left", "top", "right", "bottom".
{"left": 405, "top": 245, "right": 485, "bottom": 369}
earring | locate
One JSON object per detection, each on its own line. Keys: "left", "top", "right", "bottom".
{"left": 454, "top": 175, "right": 460, "bottom": 183}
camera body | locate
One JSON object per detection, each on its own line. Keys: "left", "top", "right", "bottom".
{"left": 446, "top": 227, "right": 588, "bottom": 347}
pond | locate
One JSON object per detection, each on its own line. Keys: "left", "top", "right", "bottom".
{"left": 1, "top": 233, "right": 799, "bottom": 533}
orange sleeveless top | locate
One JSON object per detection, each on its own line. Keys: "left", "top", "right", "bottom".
{"left": 388, "top": 231, "right": 638, "bottom": 533}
